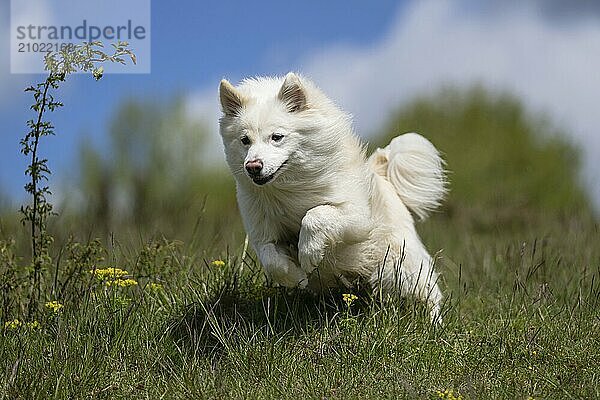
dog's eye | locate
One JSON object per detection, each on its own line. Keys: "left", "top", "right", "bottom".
{"left": 271, "top": 133, "right": 284, "bottom": 142}
{"left": 240, "top": 136, "right": 251, "bottom": 145}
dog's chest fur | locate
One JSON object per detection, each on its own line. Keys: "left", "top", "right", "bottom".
{"left": 238, "top": 182, "right": 332, "bottom": 242}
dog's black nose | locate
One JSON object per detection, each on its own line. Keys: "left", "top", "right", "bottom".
{"left": 245, "top": 159, "right": 263, "bottom": 176}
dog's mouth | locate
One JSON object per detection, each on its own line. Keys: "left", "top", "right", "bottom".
{"left": 251, "top": 160, "right": 288, "bottom": 186}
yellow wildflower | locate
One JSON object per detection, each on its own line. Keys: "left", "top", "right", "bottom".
{"left": 4, "top": 319, "right": 41, "bottom": 330}
{"left": 342, "top": 293, "right": 358, "bottom": 306}
{"left": 105, "top": 278, "right": 138, "bottom": 287}
{"left": 90, "top": 267, "right": 128, "bottom": 280}
{"left": 211, "top": 259, "right": 225, "bottom": 267}
{"left": 45, "top": 301, "right": 64, "bottom": 313}
{"left": 27, "top": 321, "right": 40, "bottom": 329}
{"left": 4, "top": 319, "right": 22, "bottom": 330}
{"left": 147, "top": 282, "right": 163, "bottom": 291}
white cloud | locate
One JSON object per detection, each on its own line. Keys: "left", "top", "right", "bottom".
{"left": 185, "top": 86, "right": 228, "bottom": 169}
{"left": 0, "top": 0, "right": 53, "bottom": 103}
{"left": 0, "top": 5, "right": 18, "bottom": 103}
{"left": 9, "top": 0, "right": 53, "bottom": 72}
{"left": 188, "top": 0, "right": 600, "bottom": 209}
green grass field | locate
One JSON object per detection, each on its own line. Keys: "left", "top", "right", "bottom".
{"left": 1, "top": 88, "right": 598, "bottom": 399}
{"left": 1, "top": 213, "right": 598, "bottom": 399}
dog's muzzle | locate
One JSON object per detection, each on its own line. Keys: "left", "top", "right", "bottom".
{"left": 246, "top": 160, "right": 288, "bottom": 186}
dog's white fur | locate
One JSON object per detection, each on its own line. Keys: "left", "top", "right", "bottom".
{"left": 218, "top": 73, "right": 446, "bottom": 321}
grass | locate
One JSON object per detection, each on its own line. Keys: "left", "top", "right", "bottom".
{"left": 1, "top": 211, "right": 598, "bottom": 399}
{"left": 1, "top": 87, "right": 599, "bottom": 399}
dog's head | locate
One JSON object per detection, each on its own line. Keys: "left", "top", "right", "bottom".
{"left": 218, "top": 73, "right": 319, "bottom": 187}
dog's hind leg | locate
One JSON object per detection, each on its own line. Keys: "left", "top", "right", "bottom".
{"left": 371, "top": 251, "right": 443, "bottom": 324}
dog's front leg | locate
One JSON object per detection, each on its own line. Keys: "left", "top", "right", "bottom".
{"left": 298, "top": 205, "right": 371, "bottom": 274}
{"left": 256, "top": 243, "right": 308, "bottom": 288}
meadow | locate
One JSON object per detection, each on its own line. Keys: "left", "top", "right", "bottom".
{"left": 0, "top": 86, "right": 598, "bottom": 399}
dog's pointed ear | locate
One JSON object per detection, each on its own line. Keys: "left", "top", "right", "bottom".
{"left": 278, "top": 72, "right": 308, "bottom": 112}
{"left": 220, "top": 79, "right": 245, "bottom": 116}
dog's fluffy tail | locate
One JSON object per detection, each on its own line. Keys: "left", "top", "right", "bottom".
{"left": 368, "top": 133, "right": 447, "bottom": 220}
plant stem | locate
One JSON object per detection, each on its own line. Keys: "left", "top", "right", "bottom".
{"left": 29, "top": 75, "right": 52, "bottom": 313}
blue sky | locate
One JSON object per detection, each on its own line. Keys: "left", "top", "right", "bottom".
{"left": 2, "top": 0, "right": 600, "bottom": 209}
{"left": 0, "top": 1, "right": 402, "bottom": 201}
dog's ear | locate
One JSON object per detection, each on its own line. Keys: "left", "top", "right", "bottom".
{"left": 220, "top": 79, "right": 245, "bottom": 116}
{"left": 278, "top": 72, "right": 307, "bottom": 112}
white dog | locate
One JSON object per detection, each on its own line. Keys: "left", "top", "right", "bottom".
{"left": 218, "top": 73, "right": 446, "bottom": 321}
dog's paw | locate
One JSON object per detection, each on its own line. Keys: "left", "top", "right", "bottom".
{"left": 265, "top": 262, "right": 308, "bottom": 289}
{"left": 298, "top": 230, "right": 326, "bottom": 274}
{"left": 298, "top": 206, "right": 335, "bottom": 274}
{"left": 259, "top": 243, "right": 308, "bottom": 289}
